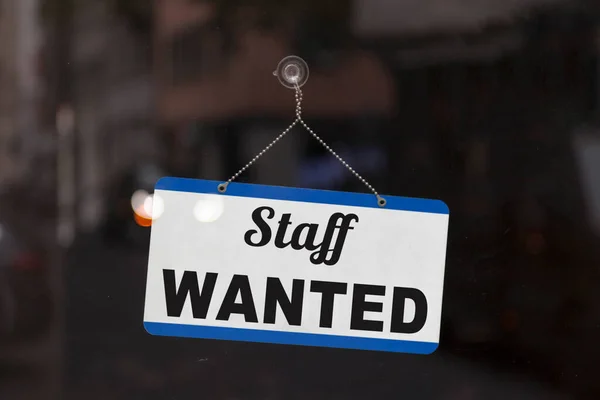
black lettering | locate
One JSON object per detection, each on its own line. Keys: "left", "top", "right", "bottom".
{"left": 274, "top": 213, "right": 293, "bottom": 248}
{"left": 290, "top": 223, "right": 319, "bottom": 250}
{"left": 310, "top": 213, "right": 359, "bottom": 266}
{"left": 163, "top": 269, "right": 217, "bottom": 319}
{"left": 244, "top": 206, "right": 275, "bottom": 247}
{"left": 216, "top": 275, "right": 258, "bottom": 323}
{"left": 350, "top": 284, "right": 385, "bottom": 332}
{"left": 263, "top": 278, "right": 304, "bottom": 326}
{"left": 310, "top": 281, "right": 348, "bottom": 328}
{"left": 391, "top": 287, "right": 428, "bottom": 334}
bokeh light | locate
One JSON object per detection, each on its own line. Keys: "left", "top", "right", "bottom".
{"left": 133, "top": 210, "right": 152, "bottom": 227}
{"left": 131, "top": 190, "right": 149, "bottom": 213}
{"left": 144, "top": 194, "right": 165, "bottom": 220}
{"left": 193, "top": 195, "right": 224, "bottom": 222}
{"left": 131, "top": 190, "right": 164, "bottom": 227}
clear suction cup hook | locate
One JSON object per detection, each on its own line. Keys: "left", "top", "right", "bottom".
{"left": 273, "top": 55, "right": 309, "bottom": 89}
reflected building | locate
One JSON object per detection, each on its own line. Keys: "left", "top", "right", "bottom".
{"left": 0, "top": 0, "right": 43, "bottom": 192}
{"left": 65, "top": 1, "right": 157, "bottom": 231}
{"left": 0, "top": 0, "right": 18, "bottom": 188}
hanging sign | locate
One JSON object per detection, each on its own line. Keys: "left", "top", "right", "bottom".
{"left": 143, "top": 177, "right": 449, "bottom": 354}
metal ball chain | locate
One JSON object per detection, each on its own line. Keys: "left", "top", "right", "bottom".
{"left": 219, "top": 85, "right": 386, "bottom": 207}
{"left": 218, "top": 119, "right": 298, "bottom": 193}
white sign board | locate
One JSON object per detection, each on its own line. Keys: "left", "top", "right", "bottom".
{"left": 144, "top": 178, "right": 449, "bottom": 354}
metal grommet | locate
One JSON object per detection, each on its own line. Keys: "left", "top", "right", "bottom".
{"left": 377, "top": 197, "right": 386, "bottom": 207}
{"left": 218, "top": 183, "right": 227, "bottom": 193}
{"left": 273, "top": 55, "right": 309, "bottom": 89}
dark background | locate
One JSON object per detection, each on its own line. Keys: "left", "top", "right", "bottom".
{"left": 1, "top": 0, "right": 600, "bottom": 398}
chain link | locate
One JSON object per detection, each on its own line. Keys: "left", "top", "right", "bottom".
{"left": 219, "top": 85, "right": 386, "bottom": 207}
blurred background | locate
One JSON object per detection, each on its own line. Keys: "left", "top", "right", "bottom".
{"left": 1, "top": 0, "right": 600, "bottom": 398}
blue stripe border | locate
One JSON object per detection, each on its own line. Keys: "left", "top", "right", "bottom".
{"left": 155, "top": 177, "right": 449, "bottom": 214}
{"left": 144, "top": 322, "right": 438, "bottom": 354}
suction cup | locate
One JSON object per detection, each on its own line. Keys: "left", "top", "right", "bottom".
{"left": 273, "top": 55, "right": 309, "bottom": 89}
